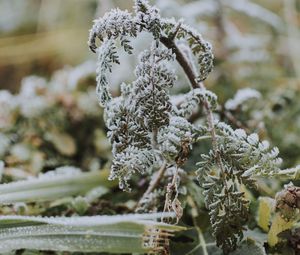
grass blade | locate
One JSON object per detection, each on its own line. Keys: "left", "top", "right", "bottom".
{"left": 0, "top": 214, "right": 185, "bottom": 253}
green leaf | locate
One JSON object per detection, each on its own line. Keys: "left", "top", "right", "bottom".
{"left": 0, "top": 214, "right": 185, "bottom": 253}
{"left": 268, "top": 213, "right": 295, "bottom": 247}
{"left": 0, "top": 167, "right": 114, "bottom": 204}
{"left": 257, "top": 197, "right": 274, "bottom": 232}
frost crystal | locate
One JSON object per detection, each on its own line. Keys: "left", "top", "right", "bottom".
{"left": 133, "top": 44, "right": 175, "bottom": 131}
{"left": 225, "top": 88, "right": 261, "bottom": 110}
{"left": 88, "top": 8, "right": 136, "bottom": 53}
{"left": 158, "top": 116, "right": 195, "bottom": 164}
{"left": 175, "top": 88, "right": 217, "bottom": 118}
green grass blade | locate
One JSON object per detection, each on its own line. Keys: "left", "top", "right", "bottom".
{"left": 0, "top": 214, "right": 185, "bottom": 253}
{"left": 0, "top": 168, "right": 113, "bottom": 204}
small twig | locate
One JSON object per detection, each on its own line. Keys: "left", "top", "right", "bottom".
{"left": 146, "top": 161, "right": 168, "bottom": 197}
{"left": 135, "top": 161, "right": 168, "bottom": 210}
{"left": 160, "top": 36, "right": 199, "bottom": 89}
{"left": 171, "top": 165, "right": 179, "bottom": 187}
{"left": 160, "top": 35, "right": 228, "bottom": 190}
{"left": 218, "top": 107, "right": 250, "bottom": 132}
{"left": 169, "top": 21, "right": 182, "bottom": 41}
{"left": 162, "top": 165, "right": 182, "bottom": 223}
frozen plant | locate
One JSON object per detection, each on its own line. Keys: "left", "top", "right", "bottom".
{"left": 225, "top": 88, "right": 261, "bottom": 111}
{"left": 89, "top": 0, "right": 292, "bottom": 253}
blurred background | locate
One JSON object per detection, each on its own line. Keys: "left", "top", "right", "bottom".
{"left": 0, "top": 0, "right": 299, "bottom": 92}
{"left": 0, "top": 0, "right": 119, "bottom": 92}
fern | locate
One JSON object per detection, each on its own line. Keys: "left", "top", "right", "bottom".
{"left": 88, "top": 0, "right": 294, "bottom": 253}
{"left": 196, "top": 122, "right": 283, "bottom": 253}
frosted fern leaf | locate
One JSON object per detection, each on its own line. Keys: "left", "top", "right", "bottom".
{"left": 110, "top": 146, "right": 157, "bottom": 191}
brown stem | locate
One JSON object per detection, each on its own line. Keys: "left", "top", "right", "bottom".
{"left": 160, "top": 36, "right": 199, "bottom": 89}
{"left": 135, "top": 161, "right": 168, "bottom": 210}
{"left": 219, "top": 107, "right": 250, "bottom": 132}
{"left": 160, "top": 35, "right": 228, "bottom": 184}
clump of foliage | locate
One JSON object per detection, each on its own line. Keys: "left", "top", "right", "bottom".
{"left": 88, "top": 0, "right": 299, "bottom": 254}
{"left": 0, "top": 62, "right": 109, "bottom": 175}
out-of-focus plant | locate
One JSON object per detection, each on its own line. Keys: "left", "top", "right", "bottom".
{"left": 224, "top": 83, "right": 300, "bottom": 168}
{"left": 0, "top": 61, "right": 111, "bottom": 178}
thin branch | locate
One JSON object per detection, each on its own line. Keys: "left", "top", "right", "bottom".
{"left": 160, "top": 36, "right": 199, "bottom": 89}
{"left": 135, "top": 161, "right": 168, "bottom": 210}
{"left": 162, "top": 165, "right": 182, "bottom": 223}
{"left": 160, "top": 35, "right": 228, "bottom": 186}
{"left": 169, "top": 21, "right": 182, "bottom": 41}
{"left": 146, "top": 161, "right": 168, "bottom": 196}
{"left": 218, "top": 107, "right": 250, "bottom": 133}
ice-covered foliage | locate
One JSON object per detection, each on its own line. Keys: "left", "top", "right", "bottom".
{"left": 157, "top": 116, "right": 196, "bottom": 163}
{"left": 95, "top": 39, "right": 119, "bottom": 106}
{"left": 133, "top": 44, "right": 175, "bottom": 131}
{"left": 156, "top": 0, "right": 283, "bottom": 84}
{"left": 0, "top": 0, "right": 298, "bottom": 254}
{"left": 225, "top": 88, "right": 261, "bottom": 110}
{"left": 110, "top": 146, "right": 156, "bottom": 191}
{"left": 90, "top": 0, "right": 213, "bottom": 191}
{"left": 196, "top": 121, "right": 282, "bottom": 253}
{"left": 0, "top": 166, "right": 110, "bottom": 205}
{"left": 174, "top": 88, "right": 217, "bottom": 118}
{"left": 89, "top": 1, "right": 295, "bottom": 254}
{"left": 89, "top": 0, "right": 214, "bottom": 88}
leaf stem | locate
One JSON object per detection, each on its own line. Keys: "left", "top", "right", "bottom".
{"left": 135, "top": 161, "right": 168, "bottom": 210}
{"left": 160, "top": 35, "right": 227, "bottom": 186}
